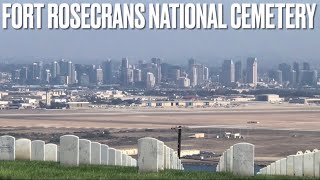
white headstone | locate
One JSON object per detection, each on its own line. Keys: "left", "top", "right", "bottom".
{"left": 275, "top": 160, "right": 281, "bottom": 175}
{"left": 266, "top": 165, "right": 271, "bottom": 175}
{"left": 122, "top": 153, "right": 127, "bottom": 166}
{"left": 0, "top": 135, "right": 15, "bottom": 160}
{"left": 297, "top": 151, "right": 303, "bottom": 155}
{"left": 31, "top": 140, "right": 45, "bottom": 161}
{"left": 293, "top": 154, "right": 303, "bottom": 176}
{"left": 270, "top": 162, "right": 276, "bottom": 175}
{"left": 164, "top": 146, "right": 170, "bottom": 169}
{"left": 101, "top": 144, "right": 109, "bottom": 165}
{"left": 138, "top": 137, "right": 164, "bottom": 172}
{"left": 132, "top": 159, "right": 137, "bottom": 167}
{"left": 280, "top": 158, "right": 287, "bottom": 175}
{"left": 127, "top": 156, "right": 132, "bottom": 166}
{"left": 60, "top": 135, "right": 79, "bottom": 166}
{"left": 220, "top": 153, "right": 225, "bottom": 172}
{"left": 170, "top": 149, "right": 176, "bottom": 169}
{"left": 232, "top": 143, "right": 254, "bottom": 176}
{"left": 45, "top": 143, "right": 58, "bottom": 162}
{"left": 178, "top": 159, "right": 182, "bottom": 170}
{"left": 303, "top": 151, "right": 314, "bottom": 177}
{"left": 286, "top": 155, "right": 294, "bottom": 176}
{"left": 91, "top": 142, "right": 101, "bottom": 165}
{"left": 229, "top": 146, "right": 233, "bottom": 172}
{"left": 116, "top": 150, "right": 122, "bottom": 166}
{"left": 79, "top": 139, "right": 91, "bottom": 165}
{"left": 158, "top": 141, "right": 164, "bottom": 170}
{"left": 315, "top": 151, "right": 320, "bottom": 178}
{"left": 226, "top": 149, "right": 231, "bottom": 172}
{"left": 108, "top": 148, "right": 117, "bottom": 165}
{"left": 16, "top": 138, "right": 31, "bottom": 160}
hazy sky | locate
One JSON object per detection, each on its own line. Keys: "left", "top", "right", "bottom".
{"left": 0, "top": 0, "right": 319, "bottom": 66}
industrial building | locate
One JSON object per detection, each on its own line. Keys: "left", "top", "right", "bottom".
{"left": 255, "top": 94, "right": 283, "bottom": 102}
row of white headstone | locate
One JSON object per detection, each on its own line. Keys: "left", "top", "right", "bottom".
{"left": 137, "top": 137, "right": 184, "bottom": 172}
{"left": 216, "top": 143, "right": 255, "bottom": 176}
{"left": 0, "top": 135, "right": 137, "bottom": 167}
{"left": 258, "top": 149, "right": 320, "bottom": 178}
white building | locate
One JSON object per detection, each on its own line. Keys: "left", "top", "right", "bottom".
{"left": 178, "top": 77, "right": 190, "bottom": 88}
{"left": 146, "top": 72, "right": 155, "bottom": 89}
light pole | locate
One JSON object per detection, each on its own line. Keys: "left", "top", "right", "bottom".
{"left": 172, "top": 126, "right": 182, "bottom": 159}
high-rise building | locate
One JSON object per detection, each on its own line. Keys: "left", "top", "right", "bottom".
{"left": 175, "top": 69, "right": 181, "bottom": 81}
{"left": 293, "top": 62, "right": 300, "bottom": 83}
{"left": 146, "top": 72, "right": 155, "bottom": 89}
{"left": 32, "top": 61, "right": 43, "bottom": 81}
{"left": 121, "top": 58, "right": 129, "bottom": 86}
{"left": 51, "top": 61, "right": 60, "bottom": 78}
{"left": 196, "top": 65, "right": 205, "bottom": 85}
{"left": 278, "top": 63, "right": 292, "bottom": 82}
{"left": 102, "top": 59, "right": 113, "bottom": 85}
{"left": 221, "top": 60, "right": 235, "bottom": 85}
{"left": 303, "top": 62, "right": 311, "bottom": 70}
{"left": 95, "top": 67, "right": 103, "bottom": 85}
{"left": 134, "top": 69, "right": 142, "bottom": 83}
{"left": 290, "top": 70, "right": 297, "bottom": 86}
{"left": 45, "top": 69, "right": 51, "bottom": 83}
{"left": 246, "top": 57, "right": 258, "bottom": 86}
{"left": 155, "top": 64, "right": 162, "bottom": 85}
{"left": 11, "top": 69, "right": 20, "bottom": 83}
{"left": 235, "top": 61, "right": 242, "bottom": 83}
{"left": 204, "top": 67, "right": 209, "bottom": 81}
{"left": 190, "top": 65, "right": 197, "bottom": 87}
{"left": 299, "top": 70, "right": 318, "bottom": 86}
{"left": 20, "top": 66, "right": 28, "bottom": 84}
{"left": 269, "top": 70, "right": 283, "bottom": 84}
{"left": 151, "top": 58, "right": 162, "bottom": 65}
{"left": 188, "top": 58, "right": 196, "bottom": 71}
{"left": 128, "top": 68, "right": 134, "bottom": 85}
{"left": 79, "top": 73, "right": 90, "bottom": 86}
{"left": 178, "top": 77, "right": 190, "bottom": 88}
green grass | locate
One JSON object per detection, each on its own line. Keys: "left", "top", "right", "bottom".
{"left": 0, "top": 161, "right": 316, "bottom": 180}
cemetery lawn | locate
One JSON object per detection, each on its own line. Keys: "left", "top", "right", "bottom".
{"left": 0, "top": 161, "right": 316, "bottom": 180}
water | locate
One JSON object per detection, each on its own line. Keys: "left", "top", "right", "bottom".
{"left": 183, "top": 164, "right": 264, "bottom": 174}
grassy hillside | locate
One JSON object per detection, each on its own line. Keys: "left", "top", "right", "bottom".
{"left": 0, "top": 161, "right": 315, "bottom": 180}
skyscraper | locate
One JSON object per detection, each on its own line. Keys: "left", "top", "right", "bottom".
{"left": 121, "top": 58, "right": 129, "bottom": 86}
{"left": 95, "top": 67, "right": 103, "bottom": 85}
{"left": 196, "top": 65, "right": 205, "bottom": 85}
{"left": 102, "top": 59, "right": 113, "bottom": 84}
{"left": 235, "top": 61, "right": 242, "bottom": 83}
{"left": 293, "top": 62, "right": 300, "bottom": 85}
{"left": 133, "top": 69, "right": 142, "bottom": 83}
{"left": 51, "top": 61, "right": 60, "bottom": 79}
{"left": 32, "top": 61, "right": 43, "bottom": 81}
{"left": 188, "top": 58, "right": 196, "bottom": 71}
{"left": 278, "top": 63, "right": 292, "bottom": 83}
{"left": 204, "top": 67, "right": 209, "bottom": 81}
{"left": 303, "top": 62, "right": 310, "bottom": 70}
{"left": 246, "top": 57, "right": 258, "bottom": 86}
{"left": 221, "top": 60, "right": 235, "bottom": 85}
{"left": 190, "top": 65, "right": 197, "bottom": 87}
{"left": 146, "top": 72, "right": 156, "bottom": 89}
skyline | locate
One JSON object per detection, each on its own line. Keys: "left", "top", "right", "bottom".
{"left": 1, "top": 0, "right": 320, "bottom": 65}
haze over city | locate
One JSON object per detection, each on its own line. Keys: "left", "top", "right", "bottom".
{"left": 1, "top": 0, "right": 320, "bottom": 67}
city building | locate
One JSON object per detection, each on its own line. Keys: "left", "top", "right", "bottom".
{"left": 178, "top": 77, "right": 190, "bottom": 88}
{"left": 221, "top": 60, "right": 235, "bottom": 85}
{"left": 235, "top": 61, "right": 242, "bottom": 83}
{"left": 246, "top": 57, "right": 258, "bottom": 87}
{"left": 146, "top": 72, "right": 156, "bottom": 89}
